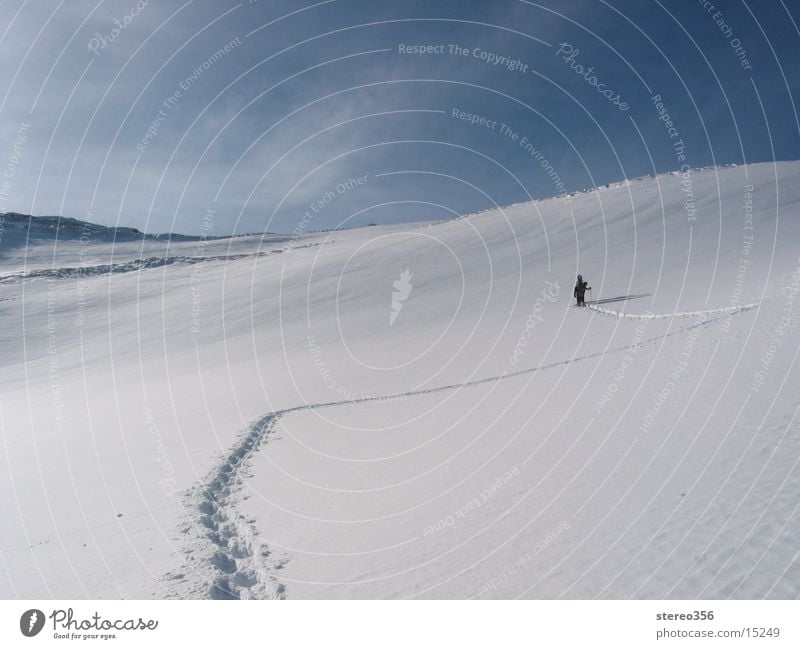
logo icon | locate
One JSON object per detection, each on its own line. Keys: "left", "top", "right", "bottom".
{"left": 20, "top": 609, "right": 45, "bottom": 637}
{"left": 390, "top": 268, "right": 413, "bottom": 326}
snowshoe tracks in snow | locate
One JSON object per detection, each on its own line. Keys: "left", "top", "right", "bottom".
{"left": 187, "top": 300, "right": 759, "bottom": 598}
{"left": 586, "top": 302, "right": 759, "bottom": 319}
{"left": 191, "top": 415, "right": 286, "bottom": 600}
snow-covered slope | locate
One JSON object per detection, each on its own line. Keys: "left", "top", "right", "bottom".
{"left": 1, "top": 161, "right": 799, "bottom": 599}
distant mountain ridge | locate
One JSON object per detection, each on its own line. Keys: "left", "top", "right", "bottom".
{"left": 0, "top": 162, "right": 780, "bottom": 242}
{"left": 0, "top": 212, "right": 207, "bottom": 242}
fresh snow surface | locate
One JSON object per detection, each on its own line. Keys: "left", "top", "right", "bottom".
{"left": 1, "top": 161, "right": 799, "bottom": 599}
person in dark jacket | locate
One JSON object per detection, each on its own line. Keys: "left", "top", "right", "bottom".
{"left": 574, "top": 274, "right": 591, "bottom": 306}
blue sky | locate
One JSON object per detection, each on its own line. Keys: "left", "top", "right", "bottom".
{"left": 0, "top": 0, "right": 798, "bottom": 234}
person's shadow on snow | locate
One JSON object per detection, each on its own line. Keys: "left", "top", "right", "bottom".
{"left": 587, "top": 293, "right": 651, "bottom": 305}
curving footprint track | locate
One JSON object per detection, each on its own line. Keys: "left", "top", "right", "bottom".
{"left": 184, "top": 301, "right": 761, "bottom": 599}
{"left": 586, "top": 302, "right": 759, "bottom": 319}
{"left": 189, "top": 415, "right": 287, "bottom": 600}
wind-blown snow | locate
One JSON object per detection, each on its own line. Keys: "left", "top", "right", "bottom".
{"left": 1, "top": 161, "right": 799, "bottom": 599}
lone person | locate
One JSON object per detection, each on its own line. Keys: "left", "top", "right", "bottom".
{"left": 574, "top": 274, "right": 591, "bottom": 306}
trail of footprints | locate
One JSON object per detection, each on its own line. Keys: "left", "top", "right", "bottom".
{"left": 193, "top": 415, "right": 286, "bottom": 600}
{"left": 182, "top": 300, "right": 764, "bottom": 599}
